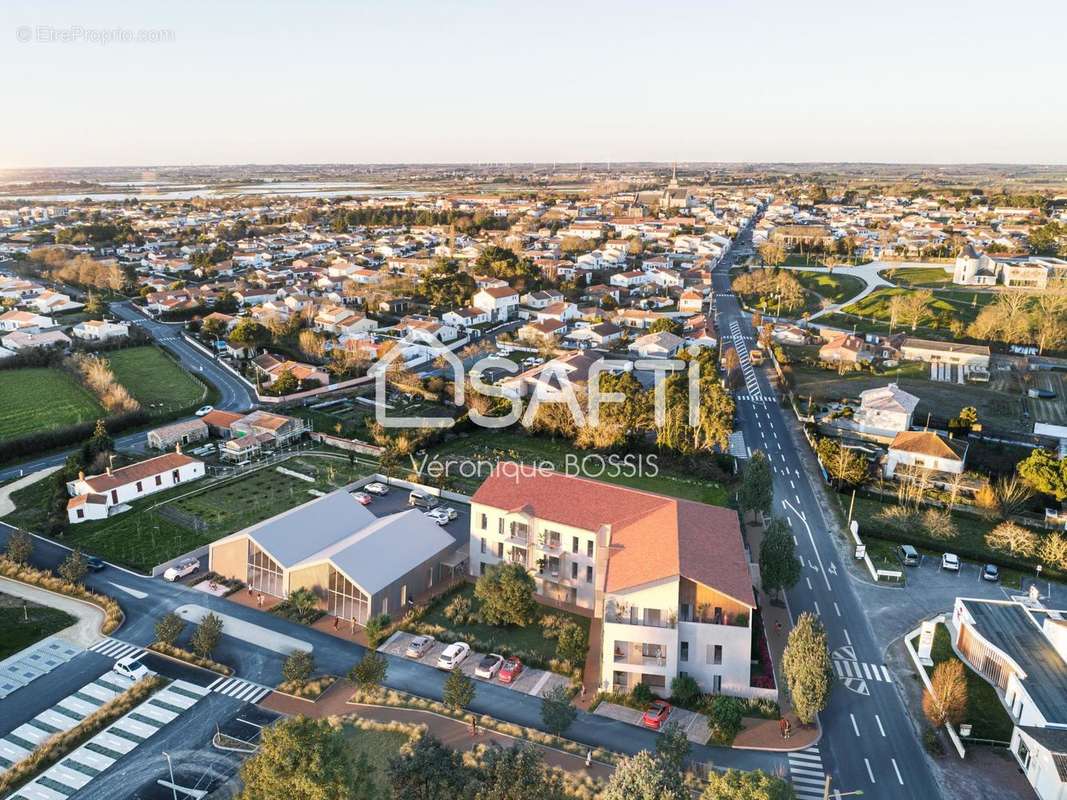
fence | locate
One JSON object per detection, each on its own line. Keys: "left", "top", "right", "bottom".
{"left": 308, "top": 432, "right": 384, "bottom": 457}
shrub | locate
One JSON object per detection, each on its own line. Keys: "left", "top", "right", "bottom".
{"left": 443, "top": 595, "right": 474, "bottom": 626}
{"left": 148, "top": 642, "right": 231, "bottom": 675}
{"left": 921, "top": 508, "right": 958, "bottom": 540}
{"left": 349, "top": 651, "right": 388, "bottom": 688}
{"left": 540, "top": 683, "right": 577, "bottom": 736}
{"left": 190, "top": 612, "right": 223, "bottom": 657}
{"left": 57, "top": 549, "right": 88, "bottom": 585}
{"left": 154, "top": 612, "right": 185, "bottom": 646}
{"left": 923, "top": 728, "right": 945, "bottom": 757}
{"left": 0, "top": 556, "right": 122, "bottom": 633}
{"left": 5, "top": 530, "right": 33, "bottom": 564}
{"left": 365, "top": 613, "right": 392, "bottom": 649}
{"left": 706, "top": 695, "right": 745, "bottom": 743}
{"left": 539, "top": 613, "right": 569, "bottom": 639}
{"left": 555, "top": 623, "right": 588, "bottom": 668}
{"left": 282, "top": 650, "right": 315, "bottom": 684}
{"left": 669, "top": 674, "right": 701, "bottom": 709}
{"left": 629, "top": 682, "right": 653, "bottom": 707}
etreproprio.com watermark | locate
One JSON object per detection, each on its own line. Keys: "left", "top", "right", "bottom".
{"left": 15, "top": 25, "right": 176, "bottom": 45}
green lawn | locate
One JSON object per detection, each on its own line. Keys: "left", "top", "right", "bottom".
{"left": 426, "top": 430, "right": 731, "bottom": 506}
{"left": 0, "top": 596, "right": 77, "bottom": 660}
{"left": 418, "top": 583, "right": 590, "bottom": 665}
{"left": 794, "top": 271, "right": 867, "bottom": 307}
{"left": 882, "top": 266, "right": 954, "bottom": 287}
{"left": 0, "top": 368, "right": 103, "bottom": 442}
{"left": 925, "top": 624, "right": 1014, "bottom": 742}
{"left": 830, "top": 285, "right": 997, "bottom": 341}
{"left": 106, "top": 346, "right": 208, "bottom": 416}
{"left": 2, "top": 455, "right": 374, "bottom": 572}
{"left": 342, "top": 725, "right": 410, "bottom": 780}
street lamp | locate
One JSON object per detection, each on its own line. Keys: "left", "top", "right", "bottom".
{"left": 822, "top": 777, "right": 863, "bottom": 799}
{"left": 162, "top": 751, "right": 178, "bottom": 800}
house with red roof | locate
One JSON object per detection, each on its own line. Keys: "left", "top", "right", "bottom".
{"left": 469, "top": 464, "right": 757, "bottom": 699}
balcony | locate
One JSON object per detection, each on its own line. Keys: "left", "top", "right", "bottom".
{"left": 607, "top": 601, "right": 676, "bottom": 629}
{"left": 613, "top": 641, "right": 668, "bottom": 667}
{"left": 534, "top": 532, "right": 563, "bottom": 552}
{"left": 506, "top": 524, "right": 528, "bottom": 545}
{"left": 679, "top": 607, "right": 749, "bottom": 628}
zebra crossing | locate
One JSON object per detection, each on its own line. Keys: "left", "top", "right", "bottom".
{"left": 88, "top": 637, "right": 146, "bottom": 662}
{"left": 833, "top": 659, "right": 893, "bottom": 683}
{"left": 787, "top": 746, "right": 827, "bottom": 800}
{"left": 728, "top": 320, "right": 764, "bottom": 401}
{"left": 207, "top": 675, "right": 272, "bottom": 704}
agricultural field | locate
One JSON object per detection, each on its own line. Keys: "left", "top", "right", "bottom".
{"left": 105, "top": 346, "right": 209, "bottom": 416}
{"left": 0, "top": 368, "right": 103, "bottom": 442}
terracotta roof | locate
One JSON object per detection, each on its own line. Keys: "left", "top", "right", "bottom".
{"left": 82, "top": 453, "right": 200, "bottom": 493}
{"left": 889, "top": 430, "right": 967, "bottom": 460}
{"left": 479, "top": 286, "right": 518, "bottom": 298}
{"left": 201, "top": 410, "right": 244, "bottom": 428}
{"left": 67, "top": 493, "right": 107, "bottom": 508}
{"left": 472, "top": 464, "right": 753, "bottom": 607}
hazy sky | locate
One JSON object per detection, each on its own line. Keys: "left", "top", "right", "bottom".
{"left": 2, "top": 0, "right": 1064, "bottom": 168}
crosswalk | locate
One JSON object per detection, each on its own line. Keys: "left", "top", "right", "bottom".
{"left": 833, "top": 659, "right": 893, "bottom": 683}
{"left": 728, "top": 319, "right": 764, "bottom": 402}
{"left": 207, "top": 675, "right": 272, "bottom": 704}
{"left": 88, "top": 638, "right": 146, "bottom": 662}
{"left": 788, "top": 746, "right": 827, "bottom": 799}
{"left": 734, "top": 395, "right": 766, "bottom": 403}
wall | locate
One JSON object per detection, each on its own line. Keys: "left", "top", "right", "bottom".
{"left": 206, "top": 536, "right": 247, "bottom": 582}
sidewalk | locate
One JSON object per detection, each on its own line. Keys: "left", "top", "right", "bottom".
{"left": 0, "top": 575, "right": 105, "bottom": 648}
{"left": 0, "top": 466, "right": 60, "bottom": 516}
{"left": 261, "top": 678, "right": 614, "bottom": 782}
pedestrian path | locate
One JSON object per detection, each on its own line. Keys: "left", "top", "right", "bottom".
{"left": 728, "top": 319, "right": 764, "bottom": 402}
{"left": 787, "top": 746, "right": 827, "bottom": 800}
{"left": 0, "top": 671, "right": 137, "bottom": 773}
{"left": 8, "top": 680, "right": 210, "bottom": 800}
{"left": 832, "top": 659, "right": 893, "bottom": 683}
{"left": 87, "top": 638, "right": 146, "bottom": 662}
{"left": 206, "top": 675, "right": 272, "bottom": 704}
{"left": 0, "top": 636, "right": 82, "bottom": 700}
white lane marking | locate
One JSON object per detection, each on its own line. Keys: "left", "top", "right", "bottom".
{"left": 851, "top": 714, "right": 860, "bottom": 737}
{"left": 834, "top": 602, "right": 841, "bottom": 617}
{"left": 814, "top": 601, "right": 821, "bottom": 616}
{"left": 784, "top": 498, "right": 832, "bottom": 591}
{"left": 892, "top": 758, "right": 903, "bottom": 784}
{"left": 843, "top": 628, "right": 852, "bottom": 646}
{"left": 107, "top": 582, "right": 148, "bottom": 599}
{"left": 876, "top": 715, "right": 886, "bottom": 737}
{"left": 865, "top": 758, "right": 876, "bottom": 783}
{"left": 881, "top": 665, "right": 893, "bottom": 682}
{"left": 793, "top": 535, "right": 799, "bottom": 546}
{"left": 806, "top": 577, "right": 813, "bottom": 590}
{"left": 794, "top": 494, "right": 801, "bottom": 504}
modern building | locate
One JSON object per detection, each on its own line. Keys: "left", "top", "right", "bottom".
{"left": 900, "top": 337, "right": 991, "bottom": 370}
{"left": 71, "top": 319, "right": 130, "bottom": 342}
{"left": 469, "top": 465, "right": 756, "bottom": 698}
{"left": 209, "top": 490, "right": 460, "bottom": 623}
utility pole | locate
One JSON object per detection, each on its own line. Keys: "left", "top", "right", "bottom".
{"left": 822, "top": 775, "right": 863, "bottom": 799}
{"left": 847, "top": 488, "right": 857, "bottom": 526}
{"left": 162, "top": 752, "right": 178, "bottom": 800}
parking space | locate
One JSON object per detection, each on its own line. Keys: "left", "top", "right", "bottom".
{"left": 593, "top": 700, "right": 709, "bottom": 743}
{"left": 380, "top": 632, "right": 569, "bottom": 698}
{"left": 0, "top": 636, "right": 82, "bottom": 700}
{"left": 355, "top": 484, "right": 471, "bottom": 550}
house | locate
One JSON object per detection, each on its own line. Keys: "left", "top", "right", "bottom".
{"left": 609, "top": 270, "right": 653, "bottom": 290}
{"left": 393, "top": 315, "right": 457, "bottom": 343}
{"left": 885, "top": 430, "right": 967, "bottom": 477}
{"left": 565, "top": 322, "right": 623, "bottom": 349}
{"left": 855, "top": 383, "right": 919, "bottom": 435}
{"left": 473, "top": 286, "right": 519, "bottom": 321}
{"left": 66, "top": 451, "right": 205, "bottom": 524}
{"left": 519, "top": 319, "right": 567, "bottom": 343}
{"left": 951, "top": 598, "right": 1067, "bottom": 800}
{"left": 900, "top": 337, "right": 991, "bottom": 370}
{"left": 441, "top": 307, "right": 491, "bottom": 329}
{"left": 522, "top": 290, "right": 564, "bottom": 309}
{"left": 2, "top": 329, "right": 71, "bottom": 351}
{"left": 499, "top": 351, "right": 606, "bottom": 400}
{"left": 27, "top": 290, "right": 81, "bottom": 315}
{"left": 536, "top": 302, "right": 580, "bottom": 324}
{"left": 629, "top": 331, "right": 684, "bottom": 359}
{"left": 678, "top": 289, "right": 705, "bottom": 314}
{"left": 252, "top": 353, "right": 329, "bottom": 389}
{"left": 146, "top": 419, "right": 209, "bottom": 450}
{"left": 209, "top": 490, "right": 460, "bottom": 623}
{"left": 199, "top": 409, "right": 245, "bottom": 438}
{"left": 0, "top": 310, "right": 54, "bottom": 331}
{"left": 819, "top": 334, "right": 874, "bottom": 365}
{"left": 772, "top": 324, "right": 811, "bottom": 346}
{"left": 469, "top": 465, "right": 756, "bottom": 698}
{"left": 71, "top": 319, "right": 129, "bottom": 342}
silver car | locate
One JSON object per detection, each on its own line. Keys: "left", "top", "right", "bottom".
{"left": 404, "top": 635, "right": 435, "bottom": 659}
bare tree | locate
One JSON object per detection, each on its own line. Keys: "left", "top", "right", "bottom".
{"left": 923, "top": 659, "right": 967, "bottom": 728}
{"left": 985, "top": 521, "right": 1039, "bottom": 559}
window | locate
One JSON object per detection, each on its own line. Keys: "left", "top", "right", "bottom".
{"left": 111, "top": 489, "right": 118, "bottom": 504}
{"left": 172, "top": 469, "right": 181, "bottom": 483}
{"left": 587, "top": 540, "right": 594, "bottom": 558}
{"left": 712, "top": 675, "right": 722, "bottom": 694}
{"left": 572, "top": 536, "right": 579, "bottom": 554}
{"left": 571, "top": 562, "right": 578, "bottom": 579}
{"left": 680, "top": 641, "right": 689, "bottom": 662}
{"left": 382, "top": 597, "right": 388, "bottom": 615}
{"left": 586, "top": 565, "right": 593, "bottom": 583}
{"left": 480, "top": 513, "right": 487, "bottom": 530}
{"left": 496, "top": 542, "right": 503, "bottom": 558}
{"left": 400, "top": 585, "right": 407, "bottom": 607}
{"left": 713, "top": 645, "right": 723, "bottom": 665}
{"left": 498, "top": 518, "right": 504, "bottom": 535}
{"left": 155, "top": 475, "right": 162, "bottom": 486}
{"left": 247, "top": 541, "right": 284, "bottom": 598}
{"left": 76, "top": 509, "right": 84, "bottom": 519}
{"left": 135, "top": 481, "right": 143, "bottom": 492}
{"left": 480, "top": 538, "right": 487, "bottom": 554}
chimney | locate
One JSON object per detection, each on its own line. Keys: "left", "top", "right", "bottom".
{"left": 78, "top": 470, "right": 85, "bottom": 481}
{"left": 175, "top": 443, "right": 182, "bottom": 455}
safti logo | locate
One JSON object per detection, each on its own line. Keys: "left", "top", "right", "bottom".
{"left": 370, "top": 332, "right": 708, "bottom": 430}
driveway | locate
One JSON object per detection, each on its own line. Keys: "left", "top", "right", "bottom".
{"left": 594, "top": 700, "right": 709, "bottom": 744}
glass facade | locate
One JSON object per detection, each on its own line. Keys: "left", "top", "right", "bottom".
{"left": 247, "top": 541, "right": 284, "bottom": 597}
{"left": 327, "top": 565, "right": 369, "bottom": 625}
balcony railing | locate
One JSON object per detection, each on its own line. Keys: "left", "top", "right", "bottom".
{"left": 535, "top": 536, "right": 563, "bottom": 552}
{"left": 613, "top": 645, "right": 668, "bottom": 667}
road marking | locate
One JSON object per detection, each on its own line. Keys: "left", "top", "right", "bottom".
{"left": 834, "top": 602, "right": 841, "bottom": 617}
{"left": 784, "top": 498, "right": 832, "bottom": 591}
{"left": 794, "top": 494, "right": 801, "bottom": 504}
{"left": 790, "top": 480, "right": 796, "bottom": 489}
{"left": 850, "top": 714, "right": 860, "bottom": 737}
{"left": 892, "top": 758, "right": 903, "bottom": 784}
{"left": 843, "top": 628, "right": 852, "bottom": 646}
{"left": 107, "top": 582, "right": 148, "bottom": 599}
{"left": 814, "top": 601, "right": 821, "bottom": 616}
{"left": 876, "top": 715, "right": 885, "bottom": 737}
{"left": 806, "top": 577, "right": 813, "bottom": 590}
{"left": 865, "top": 758, "right": 876, "bottom": 783}
{"left": 793, "top": 535, "right": 799, "bottom": 546}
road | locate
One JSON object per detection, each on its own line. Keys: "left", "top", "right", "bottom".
{"left": 714, "top": 217, "right": 943, "bottom": 799}
{"left": 0, "top": 301, "right": 256, "bottom": 483}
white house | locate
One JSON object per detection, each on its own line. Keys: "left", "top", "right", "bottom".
{"left": 628, "top": 331, "right": 684, "bottom": 359}
{"left": 855, "top": 383, "right": 919, "bottom": 435}
{"left": 66, "top": 451, "right": 205, "bottom": 524}
{"left": 0, "top": 310, "right": 54, "bottom": 331}
{"left": 884, "top": 430, "right": 967, "bottom": 477}
{"left": 72, "top": 319, "right": 130, "bottom": 342}
{"left": 521, "top": 290, "right": 564, "bottom": 309}
{"left": 27, "top": 290, "right": 81, "bottom": 315}
{"left": 535, "top": 302, "right": 580, "bottom": 324}
{"left": 473, "top": 286, "right": 520, "bottom": 321}
{"left": 442, "top": 307, "right": 491, "bottom": 329}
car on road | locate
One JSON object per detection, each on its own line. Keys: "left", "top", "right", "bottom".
{"left": 195, "top": 405, "right": 215, "bottom": 416}
{"left": 163, "top": 557, "right": 201, "bottom": 582}
{"left": 424, "top": 507, "right": 458, "bottom": 525}
{"left": 941, "top": 553, "right": 961, "bottom": 572}
{"left": 436, "top": 642, "right": 470, "bottom": 670}
{"left": 499, "top": 656, "right": 524, "bottom": 684}
{"left": 364, "top": 482, "right": 389, "bottom": 496}
{"left": 352, "top": 491, "right": 373, "bottom": 506}
{"left": 642, "top": 699, "right": 672, "bottom": 730}
{"left": 475, "top": 653, "right": 504, "bottom": 679}
{"left": 86, "top": 555, "right": 106, "bottom": 572}
{"left": 982, "top": 563, "right": 1000, "bottom": 582}
{"left": 404, "top": 635, "right": 435, "bottom": 659}
{"left": 114, "top": 654, "right": 151, "bottom": 681}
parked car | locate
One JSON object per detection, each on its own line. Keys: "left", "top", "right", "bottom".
{"left": 352, "top": 491, "right": 373, "bottom": 506}
{"left": 86, "top": 555, "right": 106, "bottom": 572}
{"left": 364, "top": 482, "right": 389, "bottom": 496}
{"left": 642, "top": 699, "right": 672, "bottom": 730}
{"left": 163, "top": 557, "right": 200, "bottom": 582}
{"left": 424, "top": 507, "right": 456, "bottom": 525}
{"left": 475, "top": 653, "right": 504, "bottom": 679}
{"left": 941, "top": 553, "right": 960, "bottom": 572}
{"left": 982, "top": 564, "right": 1000, "bottom": 582}
{"left": 499, "top": 656, "right": 524, "bottom": 684}
{"left": 195, "top": 405, "right": 215, "bottom": 416}
{"left": 896, "top": 544, "right": 920, "bottom": 567}
{"left": 408, "top": 490, "right": 439, "bottom": 509}
{"left": 436, "top": 642, "right": 470, "bottom": 670}
{"left": 404, "top": 635, "right": 435, "bottom": 659}
{"left": 113, "top": 654, "right": 151, "bottom": 682}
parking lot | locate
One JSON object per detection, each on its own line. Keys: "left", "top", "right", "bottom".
{"left": 593, "top": 700, "right": 709, "bottom": 743}
{"left": 380, "top": 631, "right": 570, "bottom": 698}
{"left": 356, "top": 482, "right": 472, "bottom": 551}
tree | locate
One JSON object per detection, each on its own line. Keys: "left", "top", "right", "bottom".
{"left": 649, "top": 318, "right": 682, "bottom": 336}
{"left": 782, "top": 612, "right": 832, "bottom": 725}
{"left": 702, "top": 769, "right": 796, "bottom": 800}
{"left": 1040, "top": 532, "right": 1067, "bottom": 571}
{"left": 5, "top": 530, "right": 33, "bottom": 564}
{"left": 602, "top": 750, "right": 686, "bottom": 800}
{"left": 707, "top": 695, "right": 745, "bottom": 742}
{"left": 270, "top": 368, "right": 299, "bottom": 396}
{"left": 555, "top": 623, "right": 587, "bottom": 667}
{"left": 655, "top": 721, "right": 691, "bottom": 770}
{"left": 670, "top": 674, "right": 701, "bottom": 708}
{"left": 475, "top": 744, "right": 566, "bottom": 800}
{"left": 759, "top": 517, "right": 802, "bottom": 599}
{"left": 923, "top": 659, "right": 968, "bottom": 728}
{"left": 154, "top": 612, "right": 185, "bottom": 646}
{"left": 364, "top": 613, "right": 391, "bottom": 648}
{"left": 229, "top": 318, "right": 271, "bottom": 350}
{"left": 287, "top": 587, "right": 319, "bottom": 621}
{"left": 985, "top": 521, "right": 1039, "bottom": 559}
{"left": 815, "top": 437, "right": 868, "bottom": 487}
{"left": 387, "top": 735, "right": 469, "bottom": 800}
{"left": 85, "top": 293, "right": 104, "bottom": 316}
{"left": 190, "top": 612, "right": 224, "bottom": 658}
{"left": 282, "top": 650, "right": 314, "bottom": 684}
{"left": 540, "top": 683, "right": 577, "bottom": 736}
{"left": 950, "top": 406, "right": 978, "bottom": 433}
{"left": 898, "top": 289, "right": 933, "bottom": 331}
{"left": 83, "top": 418, "right": 113, "bottom": 462}
{"left": 738, "top": 450, "right": 773, "bottom": 520}
{"left": 58, "top": 549, "right": 88, "bottom": 584}
{"left": 442, "top": 666, "right": 475, "bottom": 711}
{"left": 239, "top": 716, "right": 373, "bottom": 800}
{"left": 1018, "top": 449, "right": 1067, "bottom": 502}
{"left": 348, "top": 651, "right": 387, "bottom": 688}
{"left": 475, "top": 563, "right": 537, "bottom": 627}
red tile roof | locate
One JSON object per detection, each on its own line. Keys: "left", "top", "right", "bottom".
{"left": 82, "top": 453, "right": 199, "bottom": 493}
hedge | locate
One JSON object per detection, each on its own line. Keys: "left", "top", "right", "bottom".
{"left": 0, "top": 556, "right": 123, "bottom": 633}
{"left": 147, "top": 642, "right": 232, "bottom": 675}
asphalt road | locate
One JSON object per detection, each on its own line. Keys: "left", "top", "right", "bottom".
{"left": 0, "top": 301, "right": 256, "bottom": 483}
{"left": 714, "top": 219, "right": 944, "bottom": 799}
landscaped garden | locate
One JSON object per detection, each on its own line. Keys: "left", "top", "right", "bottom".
{"left": 0, "top": 594, "right": 76, "bottom": 660}
{"left": 793, "top": 271, "right": 866, "bottom": 310}
{"left": 106, "top": 346, "right": 209, "bottom": 416}
{"left": 0, "top": 368, "right": 103, "bottom": 442}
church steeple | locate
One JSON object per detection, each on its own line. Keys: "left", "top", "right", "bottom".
{"left": 669, "top": 162, "right": 678, "bottom": 187}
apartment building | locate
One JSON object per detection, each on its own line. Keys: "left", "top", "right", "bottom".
{"left": 469, "top": 465, "right": 756, "bottom": 698}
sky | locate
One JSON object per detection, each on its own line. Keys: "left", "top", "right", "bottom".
{"left": 2, "top": 0, "right": 1065, "bottom": 168}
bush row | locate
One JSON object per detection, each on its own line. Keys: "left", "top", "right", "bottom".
{"left": 0, "top": 555, "right": 123, "bottom": 633}
{"left": 276, "top": 675, "right": 336, "bottom": 700}
{"left": 148, "top": 642, "right": 232, "bottom": 675}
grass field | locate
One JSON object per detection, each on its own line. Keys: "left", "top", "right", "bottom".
{"left": 106, "top": 346, "right": 208, "bottom": 416}
{"left": 2, "top": 454, "right": 374, "bottom": 571}
{"left": 342, "top": 725, "right": 410, "bottom": 782}
{"left": 881, "top": 266, "right": 954, "bottom": 287}
{"left": 793, "top": 272, "right": 867, "bottom": 309}
{"left": 426, "top": 430, "right": 732, "bottom": 506}
{"left": 0, "top": 368, "right": 103, "bottom": 442}
{"left": 0, "top": 595, "right": 77, "bottom": 660}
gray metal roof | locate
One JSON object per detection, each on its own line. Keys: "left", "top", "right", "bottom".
{"left": 241, "top": 490, "right": 377, "bottom": 567}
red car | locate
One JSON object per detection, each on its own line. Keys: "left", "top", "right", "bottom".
{"left": 642, "top": 700, "right": 672, "bottom": 730}
{"left": 352, "top": 492, "right": 373, "bottom": 506}
{"left": 498, "top": 657, "right": 524, "bottom": 684}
